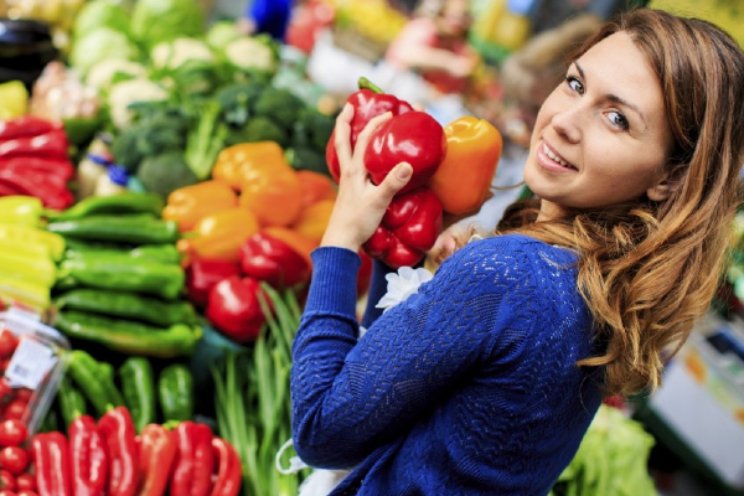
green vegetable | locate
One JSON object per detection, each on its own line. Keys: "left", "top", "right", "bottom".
{"left": 286, "top": 146, "right": 327, "bottom": 174}
{"left": 64, "top": 241, "right": 181, "bottom": 265}
{"left": 136, "top": 152, "right": 199, "bottom": 199}
{"left": 66, "top": 350, "right": 124, "bottom": 416}
{"left": 131, "top": 0, "right": 205, "bottom": 48}
{"left": 253, "top": 88, "right": 304, "bottom": 130}
{"left": 56, "top": 311, "right": 202, "bottom": 358}
{"left": 55, "top": 288, "right": 198, "bottom": 326}
{"left": 119, "top": 357, "right": 156, "bottom": 432}
{"left": 70, "top": 28, "right": 140, "bottom": 75}
{"left": 111, "top": 109, "right": 189, "bottom": 172}
{"left": 158, "top": 364, "right": 194, "bottom": 421}
{"left": 215, "top": 82, "right": 267, "bottom": 127}
{"left": 48, "top": 192, "right": 164, "bottom": 221}
{"left": 108, "top": 79, "right": 169, "bottom": 130}
{"left": 185, "top": 100, "right": 228, "bottom": 180}
{"left": 57, "top": 375, "right": 87, "bottom": 429}
{"left": 224, "top": 36, "right": 278, "bottom": 73}
{"left": 48, "top": 214, "right": 179, "bottom": 245}
{"left": 292, "top": 108, "right": 335, "bottom": 152}
{"left": 205, "top": 21, "right": 242, "bottom": 50}
{"left": 73, "top": 0, "right": 130, "bottom": 39}
{"left": 227, "top": 116, "right": 288, "bottom": 147}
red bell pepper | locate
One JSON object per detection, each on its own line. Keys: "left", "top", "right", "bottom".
{"left": 0, "top": 129, "right": 69, "bottom": 160}
{"left": 97, "top": 406, "right": 139, "bottom": 496}
{"left": 0, "top": 116, "right": 60, "bottom": 141}
{"left": 69, "top": 415, "right": 108, "bottom": 496}
{"left": 138, "top": 424, "right": 178, "bottom": 496}
{"left": 363, "top": 187, "right": 443, "bottom": 268}
{"left": 210, "top": 437, "right": 241, "bottom": 496}
{"left": 206, "top": 276, "right": 267, "bottom": 343}
{"left": 239, "top": 231, "right": 311, "bottom": 289}
{"left": 31, "top": 431, "right": 73, "bottom": 496}
{"left": 170, "top": 421, "right": 214, "bottom": 496}
{"left": 326, "top": 77, "right": 413, "bottom": 183}
{"left": 185, "top": 258, "right": 242, "bottom": 307}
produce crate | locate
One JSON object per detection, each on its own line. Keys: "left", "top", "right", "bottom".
{"left": 331, "top": 26, "right": 389, "bottom": 62}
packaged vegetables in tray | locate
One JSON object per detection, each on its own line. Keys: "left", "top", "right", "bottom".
{"left": 0, "top": 307, "right": 70, "bottom": 436}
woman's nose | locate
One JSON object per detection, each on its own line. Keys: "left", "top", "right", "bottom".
{"left": 550, "top": 107, "right": 582, "bottom": 144}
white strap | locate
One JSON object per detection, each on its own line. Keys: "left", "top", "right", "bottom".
{"left": 275, "top": 438, "right": 309, "bottom": 475}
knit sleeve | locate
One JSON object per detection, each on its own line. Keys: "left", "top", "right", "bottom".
{"left": 291, "top": 238, "right": 538, "bottom": 468}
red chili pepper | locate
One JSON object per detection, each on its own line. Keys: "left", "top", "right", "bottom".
{"left": 210, "top": 437, "right": 241, "bottom": 496}
{"left": 185, "top": 258, "right": 242, "bottom": 307}
{"left": 0, "top": 129, "right": 69, "bottom": 161}
{"left": 138, "top": 424, "right": 177, "bottom": 496}
{"left": 30, "top": 432, "right": 72, "bottom": 496}
{"left": 97, "top": 406, "right": 138, "bottom": 496}
{"left": 0, "top": 169, "right": 74, "bottom": 210}
{"left": 170, "top": 422, "right": 214, "bottom": 496}
{"left": 364, "top": 187, "right": 443, "bottom": 268}
{"left": 325, "top": 77, "right": 413, "bottom": 183}
{"left": 239, "top": 231, "right": 311, "bottom": 289}
{"left": 205, "top": 276, "right": 267, "bottom": 343}
{"left": 0, "top": 116, "right": 60, "bottom": 141}
{"left": 0, "top": 156, "right": 75, "bottom": 181}
{"left": 69, "top": 415, "right": 108, "bottom": 496}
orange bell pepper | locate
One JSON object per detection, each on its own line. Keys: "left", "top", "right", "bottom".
{"left": 177, "top": 207, "right": 259, "bottom": 263}
{"left": 163, "top": 180, "right": 238, "bottom": 232}
{"left": 292, "top": 199, "right": 334, "bottom": 245}
{"left": 211, "top": 142, "right": 286, "bottom": 190}
{"left": 296, "top": 170, "right": 336, "bottom": 207}
{"left": 428, "top": 116, "right": 503, "bottom": 215}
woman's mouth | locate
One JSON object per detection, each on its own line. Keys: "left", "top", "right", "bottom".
{"left": 537, "top": 142, "right": 578, "bottom": 173}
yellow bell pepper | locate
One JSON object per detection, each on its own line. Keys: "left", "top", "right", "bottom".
{"left": 0, "top": 196, "right": 44, "bottom": 227}
{"left": 0, "top": 81, "right": 29, "bottom": 120}
{"left": 163, "top": 180, "right": 238, "bottom": 232}
{"left": 212, "top": 141, "right": 287, "bottom": 189}
{"left": 0, "top": 277, "right": 50, "bottom": 314}
{"left": 292, "top": 199, "right": 334, "bottom": 246}
{"left": 0, "top": 223, "right": 65, "bottom": 260}
{"left": 177, "top": 207, "right": 259, "bottom": 263}
{"left": 428, "top": 116, "right": 503, "bottom": 216}
{"left": 0, "top": 251, "right": 57, "bottom": 288}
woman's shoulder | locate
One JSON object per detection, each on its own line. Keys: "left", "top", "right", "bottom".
{"left": 452, "top": 233, "right": 577, "bottom": 266}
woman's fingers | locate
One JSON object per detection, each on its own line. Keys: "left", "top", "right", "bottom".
{"left": 334, "top": 104, "right": 354, "bottom": 170}
{"left": 353, "top": 112, "right": 392, "bottom": 164}
{"left": 376, "top": 162, "right": 412, "bottom": 204}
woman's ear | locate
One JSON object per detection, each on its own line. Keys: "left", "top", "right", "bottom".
{"left": 646, "top": 164, "right": 685, "bottom": 202}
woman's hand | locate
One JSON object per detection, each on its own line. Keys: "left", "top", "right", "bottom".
{"left": 321, "top": 104, "right": 413, "bottom": 252}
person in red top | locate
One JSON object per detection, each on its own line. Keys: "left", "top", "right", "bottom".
{"left": 384, "top": 0, "right": 479, "bottom": 95}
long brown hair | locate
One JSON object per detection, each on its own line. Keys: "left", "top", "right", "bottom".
{"left": 489, "top": 9, "right": 743, "bottom": 396}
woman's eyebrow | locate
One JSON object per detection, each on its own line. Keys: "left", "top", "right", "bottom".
{"left": 572, "top": 61, "right": 649, "bottom": 131}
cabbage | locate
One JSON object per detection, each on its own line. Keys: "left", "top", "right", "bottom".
{"left": 131, "top": 0, "right": 205, "bottom": 48}
{"left": 205, "top": 21, "right": 242, "bottom": 50}
{"left": 73, "top": 0, "right": 130, "bottom": 38}
{"left": 70, "top": 28, "right": 141, "bottom": 75}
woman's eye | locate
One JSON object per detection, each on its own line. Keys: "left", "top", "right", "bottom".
{"left": 566, "top": 76, "right": 584, "bottom": 94}
{"left": 607, "top": 111, "right": 629, "bottom": 131}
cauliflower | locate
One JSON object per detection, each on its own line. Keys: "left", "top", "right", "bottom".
{"left": 107, "top": 79, "right": 168, "bottom": 129}
{"left": 224, "top": 37, "right": 276, "bottom": 72}
{"left": 86, "top": 59, "right": 148, "bottom": 91}
{"left": 151, "top": 38, "right": 214, "bottom": 70}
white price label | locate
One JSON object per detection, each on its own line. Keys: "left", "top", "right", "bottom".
{"left": 5, "top": 337, "right": 57, "bottom": 390}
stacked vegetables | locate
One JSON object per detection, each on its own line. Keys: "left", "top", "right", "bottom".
{"left": 45, "top": 193, "right": 202, "bottom": 357}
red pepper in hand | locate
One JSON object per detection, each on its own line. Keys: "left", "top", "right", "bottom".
{"left": 31, "top": 431, "right": 72, "bottom": 496}
{"left": 326, "top": 77, "right": 413, "bottom": 183}
{"left": 206, "top": 276, "right": 267, "bottom": 343}
{"left": 210, "top": 437, "right": 241, "bottom": 496}
{"left": 0, "top": 129, "right": 69, "bottom": 160}
{"left": 69, "top": 415, "right": 107, "bottom": 496}
{"left": 0, "top": 116, "right": 59, "bottom": 141}
{"left": 364, "top": 187, "right": 443, "bottom": 268}
{"left": 171, "top": 422, "right": 214, "bottom": 496}
{"left": 97, "top": 406, "right": 138, "bottom": 496}
{"left": 138, "top": 424, "right": 177, "bottom": 496}
{"left": 185, "top": 258, "right": 241, "bottom": 307}
{"left": 239, "top": 231, "right": 311, "bottom": 289}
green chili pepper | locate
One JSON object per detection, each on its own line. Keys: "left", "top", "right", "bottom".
{"left": 129, "top": 244, "right": 181, "bottom": 265}
{"left": 55, "top": 310, "right": 202, "bottom": 358}
{"left": 98, "top": 361, "right": 126, "bottom": 408}
{"left": 58, "top": 375, "right": 87, "bottom": 429}
{"left": 59, "top": 253, "right": 184, "bottom": 300}
{"left": 47, "top": 213, "right": 178, "bottom": 244}
{"left": 46, "top": 192, "right": 164, "bottom": 221}
{"left": 119, "top": 357, "right": 156, "bottom": 432}
{"left": 38, "top": 408, "right": 59, "bottom": 433}
{"left": 66, "top": 350, "right": 124, "bottom": 415}
{"left": 55, "top": 288, "right": 198, "bottom": 327}
{"left": 64, "top": 240, "right": 181, "bottom": 265}
{"left": 158, "top": 364, "right": 194, "bottom": 421}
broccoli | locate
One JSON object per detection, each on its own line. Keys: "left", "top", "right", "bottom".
{"left": 215, "top": 81, "right": 268, "bottom": 127}
{"left": 136, "top": 151, "right": 198, "bottom": 198}
{"left": 292, "top": 108, "right": 335, "bottom": 152}
{"left": 286, "top": 146, "right": 328, "bottom": 175}
{"left": 226, "top": 116, "right": 288, "bottom": 147}
{"left": 253, "top": 88, "right": 304, "bottom": 130}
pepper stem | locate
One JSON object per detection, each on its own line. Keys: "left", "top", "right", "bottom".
{"left": 358, "top": 77, "right": 385, "bottom": 94}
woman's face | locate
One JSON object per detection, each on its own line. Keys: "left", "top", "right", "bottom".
{"left": 523, "top": 32, "right": 674, "bottom": 221}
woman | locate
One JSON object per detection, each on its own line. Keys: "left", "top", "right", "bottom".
{"left": 290, "top": 9, "right": 744, "bottom": 495}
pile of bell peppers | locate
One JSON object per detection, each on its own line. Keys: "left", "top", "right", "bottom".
{"left": 163, "top": 146, "right": 338, "bottom": 343}
{"left": 0, "top": 116, "right": 76, "bottom": 211}
{"left": 30, "top": 406, "right": 241, "bottom": 496}
{"left": 45, "top": 193, "right": 202, "bottom": 357}
{"left": 326, "top": 78, "right": 503, "bottom": 268}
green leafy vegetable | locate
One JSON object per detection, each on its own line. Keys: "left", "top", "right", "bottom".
{"left": 131, "top": 0, "right": 205, "bottom": 48}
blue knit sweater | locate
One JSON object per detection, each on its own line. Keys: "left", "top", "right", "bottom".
{"left": 291, "top": 234, "right": 603, "bottom": 495}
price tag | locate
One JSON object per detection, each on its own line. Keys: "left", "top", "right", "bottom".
{"left": 5, "top": 337, "right": 57, "bottom": 390}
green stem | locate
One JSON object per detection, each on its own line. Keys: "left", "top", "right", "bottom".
{"left": 358, "top": 76, "right": 385, "bottom": 94}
